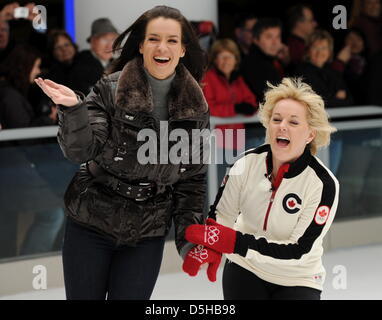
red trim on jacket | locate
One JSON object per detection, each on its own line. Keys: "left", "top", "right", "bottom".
{"left": 263, "top": 163, "right": 290, "bottom": 231}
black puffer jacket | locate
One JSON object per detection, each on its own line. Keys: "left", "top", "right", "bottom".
{"left": 57, "top": 57, "right": 209, "bottom": 257}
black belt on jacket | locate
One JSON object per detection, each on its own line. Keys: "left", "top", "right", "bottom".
{"left": 87, "top": 161, "right": 156, "bottom": 202}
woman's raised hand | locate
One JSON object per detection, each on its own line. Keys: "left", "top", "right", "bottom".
{"left": 35, "top": 78, "right": 79, "bottom": 107}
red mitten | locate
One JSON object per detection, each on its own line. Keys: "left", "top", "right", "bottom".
{"left": 206, "top": 217, "right": 220, "bottom": 226}
{"left": 182, "top": 245, "right": 222, "bottom": 282}
{"left": 185, "top": 219, "right": 237, "bottom": 253}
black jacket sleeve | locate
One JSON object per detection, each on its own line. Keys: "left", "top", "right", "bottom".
{"left": 57, "top": 77, "right": 111, "bottom": 164}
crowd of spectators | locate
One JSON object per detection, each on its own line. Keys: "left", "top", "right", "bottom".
{"left": 1, "top": 1, "right": 382, "bottom": 131}
{"left": 232, "top": 1, "right": 382, "bottom": 109}
{"left": 0, "top": 2, "right": 120, "bottom": 258}
{"left": 0, "top": 2, "right": 118, "bottom": 129}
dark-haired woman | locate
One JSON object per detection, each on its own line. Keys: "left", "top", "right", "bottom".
{"left": 35, "top": 6, "right": 210, "bottom": 300}
{"left": 46, "top": 29, "right": 78, "bottom": 88}
{"left": 29, "top": 29, "right": 79, "bottom": 120}
{"left": 0, "top": 45, "right": 56, "bottom": 128}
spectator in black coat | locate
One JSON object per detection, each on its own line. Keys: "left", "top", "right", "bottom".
{"left": 349, "top": 0, "right": 382, "bottom": 58}
{"left": 294, "top": 29, "right": 354, "bottom": 108}
{"left": 0, "top": 45, "right": 56, "bottom": 129}
{"left": 28, "top": 30, "right": 79, "bottom": 119}
{"left": 69, "top": 18, "right": 118, "bottom": 95}
{"left": 334, "top": 28, "right": 369, "bottom": 105}
{"left": 286, "top": 4, "right": 317, "bottom": 71}
{"left": 233, "top": 13, "right": 258, "bottom": 59}
{"left": 367, "top": 50, "right": 382, "bottom": 105}
{"left": 241, "top": 18, "right": 289, "bottom": 103}
{"left": 46, "top": 30, "right": 78, "bottom": 87}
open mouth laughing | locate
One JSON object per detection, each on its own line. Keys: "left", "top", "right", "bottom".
{"left": 153, "top": 56, "right": 171, "bottom": 65}
{"left": 276, "top": 136, "right": 290, "bottom": 147}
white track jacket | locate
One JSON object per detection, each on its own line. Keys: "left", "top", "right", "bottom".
{"left": 210, "top": 144, "right": 339, "bottom": 290}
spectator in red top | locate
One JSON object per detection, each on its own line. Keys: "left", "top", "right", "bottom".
{"left": 203, "top": 39, "right": 257, "bottom": 180}
{"left": 286, "top": 4, "right": 317, "bottom": 71}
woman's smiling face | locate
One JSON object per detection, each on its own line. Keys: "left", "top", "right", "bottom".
{"left": 269, "top": 98, "right": 315, "bottom": 165}
{"left": 139, "top": 17, "right": 185, "bottom": 79}
{"left": 308, "top": 39, "right": 331, "bottom": 68}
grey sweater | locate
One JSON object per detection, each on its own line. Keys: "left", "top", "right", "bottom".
{"left": 144, "top": 68, "right": 175, "bottom": 121}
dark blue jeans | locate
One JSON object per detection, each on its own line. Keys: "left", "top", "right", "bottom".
{"left": 62, "top": 218, "right": 165, "bottom": 300}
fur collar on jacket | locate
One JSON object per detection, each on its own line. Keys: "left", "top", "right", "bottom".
{"left": 115, "top": 57, "right": 208, "bottom": 120}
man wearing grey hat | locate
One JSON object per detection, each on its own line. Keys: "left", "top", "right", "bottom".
{"left": 70, "top": 18, "right": 118, "bottom": 95}
{"left": 87, "top": 18, "right": 118, "bottom": 62}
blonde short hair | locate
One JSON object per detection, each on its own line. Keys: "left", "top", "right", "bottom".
{"left": 258, "top": 77, "right": 337, "bottom": 155}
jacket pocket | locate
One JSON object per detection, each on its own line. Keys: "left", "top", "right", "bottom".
{"left": 150, "top": 191, "right": 174, "bottom": 234}
{"left": 106, "top": 111, "right": 158, "bottom": 178}
{"left": 85, "top": 184, "right": 122, "bottom": 232}
{"left": 64, "top": 165, "right": 92, "bottom": 221}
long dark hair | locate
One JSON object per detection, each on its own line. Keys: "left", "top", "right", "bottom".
{"left": 107, "top": 5, "right": 207, "bottom": 82}
{"left": 0, "top": 44, "right": 41, "bottom": 96}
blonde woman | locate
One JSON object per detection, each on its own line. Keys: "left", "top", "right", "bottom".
{"left": 185, "top": 78, "right": 339, "bottom": 300}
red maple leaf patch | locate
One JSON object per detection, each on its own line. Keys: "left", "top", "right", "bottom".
{"left": 288, "top": 200, "right": 296, "bottom": 208}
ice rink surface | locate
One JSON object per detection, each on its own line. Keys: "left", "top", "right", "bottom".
{"left": 1, "top": 243, "right": 381, "bottom": 300}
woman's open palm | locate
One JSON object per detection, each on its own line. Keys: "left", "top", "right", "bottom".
{"left": 35, "top": 78, "right": 79, "bottom": 107}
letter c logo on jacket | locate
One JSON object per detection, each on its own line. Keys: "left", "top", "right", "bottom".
{"left": 282, "top": 193, "right": 302, "bottom": 214}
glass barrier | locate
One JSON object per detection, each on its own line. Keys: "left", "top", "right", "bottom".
{"left": 0, "top": 106, "right": 381, "bottom": 262}
{"left": 0, "top": 136, "right": 79, "bottom": 261}
{"left": 334, "top": 128, "right": 382, "bottom": 220}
